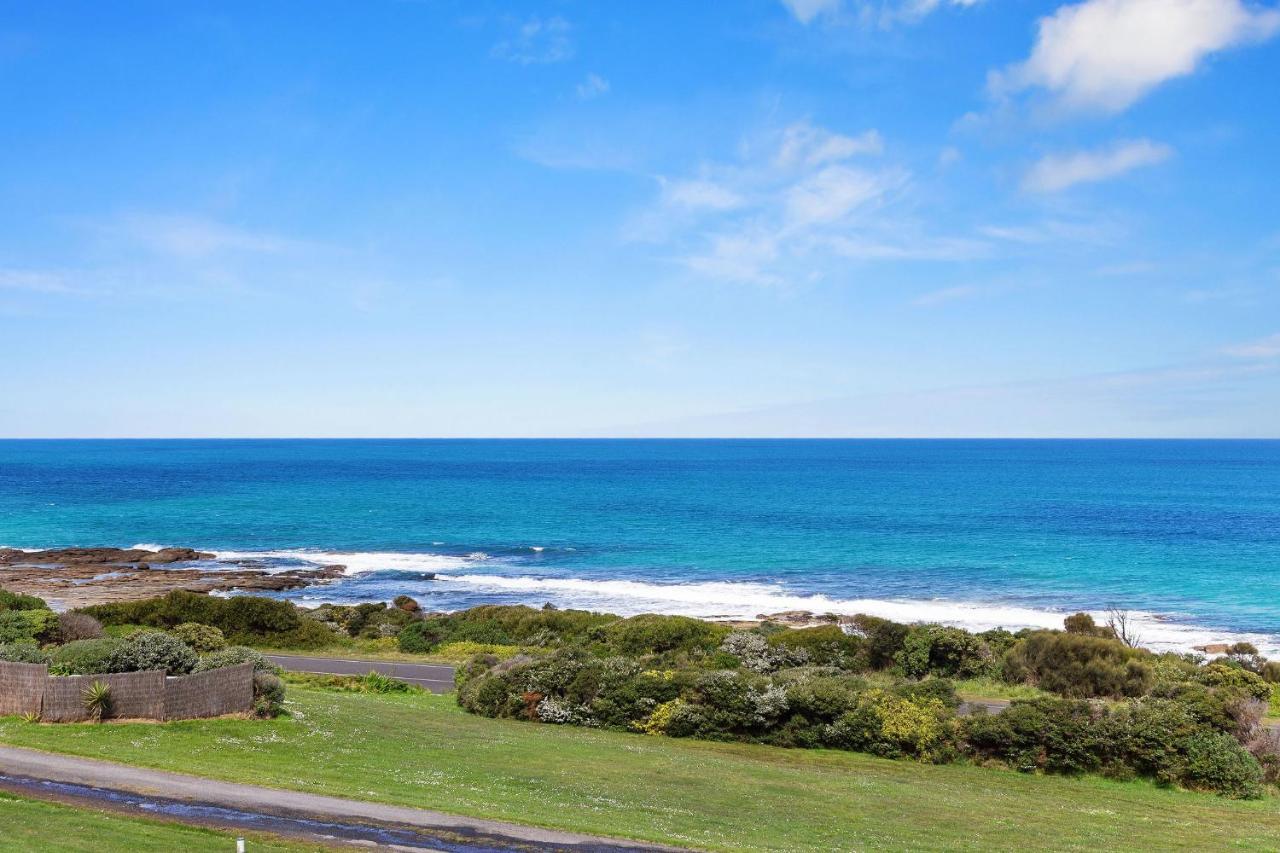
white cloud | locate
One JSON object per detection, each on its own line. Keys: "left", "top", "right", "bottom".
{"left": 634, "top": 120, "right": 979, "bottom": 284}
{"left": 776, "top": 123, "right": 883, "bottom": 167}
{"left": 491, "top": 16, "right": 573, "bottom": 65}
{"left": 781, "top": 0, "right": 984, "bottom": 26}
{"left": 785, "top": 165, "right": 897, "bottom": 224}
{"left": 662, "top": 179, "right": 744, "bottom": 211}
{"left": 1224, "top": 332, "right": 1280, "bottom": 358}
{"left": 780, "top": 0, "right": 843, "bottom": 24}
{"left": 0, "top": 269, "right": 75, "bottom": 294}
{"left": 994, "top": 0, "right": 1280, "bottom": 113}
{"left": 912, "top": 284, "right": 981, "bottom": 307}
{"left": 106, "top": 214, "right": 301, "bottom": 259}
{"left": 576, "top": 73, "right": 609, "bottom": 100}
{"left": 1022, "top": 139, "right": 1173, "bottom": 192}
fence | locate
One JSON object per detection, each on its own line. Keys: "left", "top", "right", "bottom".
{"left": 0, "top": 661, "right": 254, "bottom": 722}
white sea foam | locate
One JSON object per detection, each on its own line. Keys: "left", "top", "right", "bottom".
{"left": 108, "top": 545, "right": 1280, "bottom": 657}
{"left": 209, "top": 548, "right": 483, "bottom": 575}
{"left": 429, "top": 572, "right": 1280, "bottom": 657}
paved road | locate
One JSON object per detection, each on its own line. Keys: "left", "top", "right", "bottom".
{"left": 0, "top": 745, "right": 680, "bottom": 851}
{"left": 265, "top": 654, "right": 457, "bottom": 692}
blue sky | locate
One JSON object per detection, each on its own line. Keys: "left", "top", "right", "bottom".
{"left": 2, "top": 0, "right": 1278, "bottom": 437}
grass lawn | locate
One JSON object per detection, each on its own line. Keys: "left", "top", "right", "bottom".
{"left": 0, "top": 791, "right": 316, "bottom": 852}
{"left": 2, "top": 689, "right": 1279, "bottom": 851}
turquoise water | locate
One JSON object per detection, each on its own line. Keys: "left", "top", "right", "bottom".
{"left": 2, "top": 439, "right": 1278, "bottom": 651}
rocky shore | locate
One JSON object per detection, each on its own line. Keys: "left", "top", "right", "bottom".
{"left": 0, "top": 546, "right": 347, "bottom": 609}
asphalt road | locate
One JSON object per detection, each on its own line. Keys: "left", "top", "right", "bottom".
{"left": 0, "top": 745, "right": 680, "bottom": 851}
{"left": 265, "top": 653, "right": 457, "bottom": 692}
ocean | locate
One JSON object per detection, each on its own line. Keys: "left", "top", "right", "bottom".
{"left": 2, "top": 439, "right": 1278, "bottom": 654}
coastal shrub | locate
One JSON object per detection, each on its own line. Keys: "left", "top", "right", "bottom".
{"left": 0, "top": 641, "right": 51, "bottom": 664}
{"left": 252, "top": 671, "right": 286, "bottom": 717}
{"left": 1196, "top": 662, "right": 1271, "bottom": 701}
{"left": 896, "top": 624, "right": 994, "bottom": 679}
{"left": 1181, "top": 732, "right": 1265, "bottom": 799}
{"left": 105, "top": 630, "right": 197, "bottom": 675}
{"left": 193, "top": 645, "right": 282, "bottom": 675}
{"left": 1002, "top": 631, "right": 1153, "bottom": 698}
{"left": 57, "top": 611, "right": 104, "bottom": 643}
{"left": 963, "top": 697, "right": 1105, "bottom": 775}
{"left": 767, "top": 625, "right": 864, "bottom": 669}
{"left": 50, "top": 638, "right": 124, "bottom": 675}
{"left": 603, "top": 614, "right": 729, "bottom": 658}
{"left": 398, "top": 619, "right": 448, "bottom": 653}
{"left": 844, "top": 614, "right": 909, "bottom": 669}
{"left": 81, "top": 591, "right": 305, "bottom": 644}
{"left": 170, "top": 622, "right": 228, "bottom": 652}
{"left": 721, "top": 631, "right": 809, "bottom": 673}
{"left": 0, "top": 609, "right": 57, "bottom": 643}
{"left": 0, "top": 589, "right": 48, "bottom": 611}
{"left": 823, "top": 689, "right": 954, "bottom": 761}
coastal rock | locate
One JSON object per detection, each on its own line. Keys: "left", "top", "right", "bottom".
{"left": 1194, "top": 643, "right": 1231, "bottom": 655}
{"left": 0, "top": 546, "right": 213, "bottom": 566}
{"left": 756, "top": 610, "right": 841, "bottom": 627}
{"left": 0, "top": 545, "right": 343, "bottom": 608}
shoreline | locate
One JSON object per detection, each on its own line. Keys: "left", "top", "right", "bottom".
{"left": 2, "top": 543, "right": 1275, "bottom": 657}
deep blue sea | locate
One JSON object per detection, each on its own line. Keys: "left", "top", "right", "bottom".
{"left": 2, "top": 439, "right": 1278, "bottom": 653}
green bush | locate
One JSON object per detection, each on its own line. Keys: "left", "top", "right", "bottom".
{"left": 252, "top": 671, "right": 286, "bottom": 717}
{"left": 897, "top": 624, "right": 993, "bottom": 679}
{"left": 398, "top": 619, "right": 448, "bottom": 653}
{"left": 0, "top": 641, "right": 51, "bottom": 664}
{"left": 603, "top": 614, "right": 729, "bottom": 657}
{"left": 81, "top": 591, "right": 305, "bottom": 644}
{"left": 50, "top": 638, "right": 124, "bottom": 675}
{"left": 193, "top": 645, "right": 282, "bottom": 675}
{"left": 1181, "top": 732, "right": 1265, "bottom": 799}
{"left": 767, "top": 625, "right": 864, "bottom": 669}
{"left": 0, "top": 588, "right": 48, "bottom": 611}
{"left": 105, "top": 630, "right": 197, "bottom": 675}
{"left": 170, "top": 623, "right": 228, "bottom": 653}
{"left": 1197, "top": 662, "right": 1271, "bottom": 701}
{"left": 844, "top": 614, "right": 909, "bottom": 669}
{"left": 0, "top": 609, "right": 57, "bottom": 643}
{"left": 1003, "top": 631, "right": 1153, "bottom": 698}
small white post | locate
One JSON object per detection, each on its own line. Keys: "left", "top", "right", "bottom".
{"left": 236, "top": 839, "right": 245, "bottom": 853}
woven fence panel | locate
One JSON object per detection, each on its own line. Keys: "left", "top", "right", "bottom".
{"left": 41, "top": 670, "right": 166, "bottom": 722}
{"left": 164, "top": 662, "right": 254, "bottom": 720}
{"left": 0, "top": 661, "right": 47, "bottom": 716}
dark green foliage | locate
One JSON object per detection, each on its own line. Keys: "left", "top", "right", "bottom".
{"left": 0, "top": 588, "right": 48, "bottom": 611}
{"left": 1181, "top": 732, "right": 1264, "bottom": 798}
{"left": 50, "top": 638, "right": 124, "bottom": 674}
{"left": 897, "top": 624, "right": 993, "bottom": 679}
{"left": 1003, "top": 631, "right": 1153, "bottom": 698}
{"left": 1063, "top": 612, "right": 1113, "bottom": 638}
{"left": 0, "top": 641, "right": 52, "bottom": 664}
{"left": 603, "top": 613, "right": 729, "bottom": 657}
{"left": 767, "top": 625, "right": 864, "bottom": 668}
{"left": 963, "top": 697, "right": 1105, "bottom": 774}
{"left": 398, "top": 619, "right": 448, "bottom": 653}
{"left": 80, "top": 591, "right": 335, "bottom": 646}
{"left": 844, "top": 614, "right": 909, "bottom": 669}
{"left": 105, "top": 630, "right": 198, "bottom": 675}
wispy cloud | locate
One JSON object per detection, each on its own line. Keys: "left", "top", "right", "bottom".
{"left": 1022, "top": 139, "right": 1173, "bottom": 193}
{"left": 991, "top": 0, "right": 1280, "bottom": 113}
{"left": 1224, "top": 332, "right": 1280, "bottom": 359}
{"left": 780, "top": 0, "right": 985, "bottom": 27}
{"left": 0, "top": 268, "right": 78, "bottom": 294}
{"left": 912, "top": 284, "right": 981, "bottom": 307}
{"left": 632, "top": 120, "right": 981, "bottom": 284}
{"left": 100, "top": 213, "right": 304, "bottom": 259}
{"left": 491, "top": 16, "right": 573, "bottom": 65}
{"left": 575, "top": 73, "right": 609, "bottom": 100}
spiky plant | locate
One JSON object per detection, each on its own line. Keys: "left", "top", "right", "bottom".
{"left": 81, "top": 680, "right": 112, "bottom": 722}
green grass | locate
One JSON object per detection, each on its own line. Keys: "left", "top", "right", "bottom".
{"left": 2, "top": 689, "right": 1278, "bottom": 851}
{"left": 0, "top": 791, "right": 316, "bottom": 852}
{"left": 952, "top": 676, "right": 1049, "bottom": 702}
